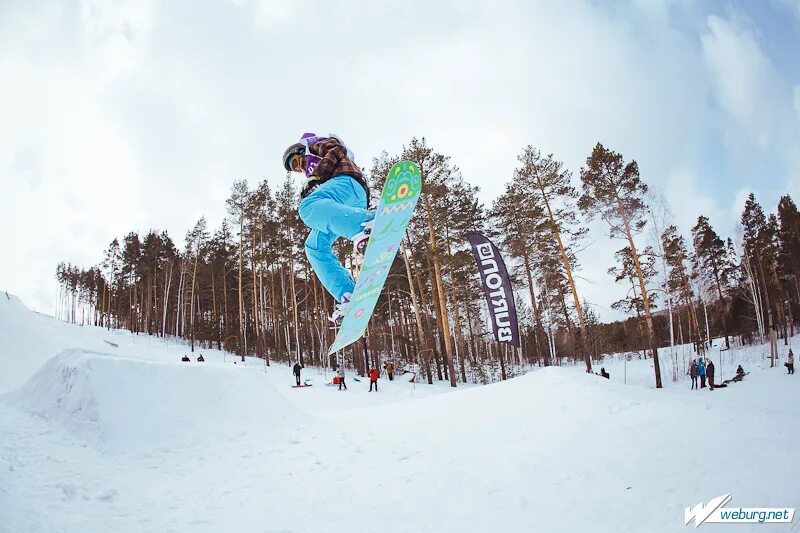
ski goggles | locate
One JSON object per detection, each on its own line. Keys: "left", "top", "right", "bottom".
{"left": 289, "top": 154, "right": 303, "bottom": 172}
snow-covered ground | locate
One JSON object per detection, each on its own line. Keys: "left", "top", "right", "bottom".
{"left": 1, "top": 292, "right": 798, "bottom": 532}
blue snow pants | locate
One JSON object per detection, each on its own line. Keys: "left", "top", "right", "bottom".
{"left": 298, "top": 175, "right": 373, "bottom": 303}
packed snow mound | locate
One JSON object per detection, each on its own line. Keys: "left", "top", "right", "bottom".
{"left": 0, "top": 290, "right": 29, "bottom": 313}
{"left": 0, "top": 290, "right": 100, "bottom": 394}
{"left": 10, "top": 349, "right": 302, "bottom": 452}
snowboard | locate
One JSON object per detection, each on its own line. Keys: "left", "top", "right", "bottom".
{"left": 327, "top": 160, "right": 422, "bottom": 355}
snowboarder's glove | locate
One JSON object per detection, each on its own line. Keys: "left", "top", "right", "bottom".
{"left": 300, "top": 176, "right": 322, "bottom": 199}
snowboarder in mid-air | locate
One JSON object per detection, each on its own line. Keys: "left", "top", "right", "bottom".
{"left": 284, "top": 134, "right": 374, "bottom": 323}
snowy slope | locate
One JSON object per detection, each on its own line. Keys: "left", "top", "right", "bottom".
{"left": 9, "top": 349, "right": 302, "bottom": 452}
{"left": 1, "top": 292, "right": 798, "bottom": 532}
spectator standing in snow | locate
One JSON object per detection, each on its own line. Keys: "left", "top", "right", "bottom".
{"left": 293, "top": 361, "right": 302, "bottom": 386}
{"left": 787, "top": 349, "right": 794, "bottom": 375}
{"left": 368, "top": 367, "right": 380, "bottom": 391}
{"left": 385, "top": 361, "right": 394, "bottom": 381}
{"left": 698, "top": 358, "right": 707, "bottom": 388}
{"left": 706, "top": 360, "right": 715, "bottom": 391}
{"left": 689, "top": 360, "right": 699, "bottom": 390}
{"left": 337, "top": 367, "right": 347, "bottom": 391}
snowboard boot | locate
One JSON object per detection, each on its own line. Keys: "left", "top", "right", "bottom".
{"left": 351, "top": 218, "right": 375, "bottom": 255}
{"left": 329, "top": 292, "right": 353, "bottom": 324}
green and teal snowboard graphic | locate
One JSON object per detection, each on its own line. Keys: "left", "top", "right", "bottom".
{"left": 328, "top": 161, "right": 422, "bottom": 355}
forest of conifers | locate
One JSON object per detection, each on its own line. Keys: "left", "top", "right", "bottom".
{"left": 55, "top": 138, "right": 800, "bottom": 388}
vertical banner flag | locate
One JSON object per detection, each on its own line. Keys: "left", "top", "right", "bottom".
{"left": 467, "top": 233, "right": 520, "bottom": 347}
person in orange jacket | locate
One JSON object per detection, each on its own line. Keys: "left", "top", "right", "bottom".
{"left": 368, "top": 367, "right": 380, "bottom": 392}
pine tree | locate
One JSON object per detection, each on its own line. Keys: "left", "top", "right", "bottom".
{"left": 662, "top": 225, "right": 703, "bottom": 353}
{"left": 121, "top": 232, "right": 142, "bottom": 333}
{"left": 516, "top": 147, "right": 591, "bottom": 371}
{"left": 401, "top": 138, "right": 458, "bottom": 387}
{"left": 579, "top": 143, "right": 663, "bottom": 388}
{"left": 740, "top": 194, "right": 774, "bottom": 343}
{"left": 102, "top": 238, "right": 122, "bottom": 329}
{"left": 226, "top": 180, "right": 250, "bottom": 360}
{"left": 607, "top": 245, "right": 658, "bottom": 353}
{"left": 186, "top": 217, "right": 209, "bottom": 352}
{"left": 691, "top": 216, "right": 732, "bottom": 348}
{"left": 777, "top": 195, "right": 800, "bottom": 335}
{"left": 489, "top": 172, "right": 550, "bottom": 365}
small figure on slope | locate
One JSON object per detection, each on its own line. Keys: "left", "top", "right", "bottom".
{"left": 293, "top": 361, "right": 303, "bottom": 386}
{"left": 698, "top": 358, "right": 707, "bottom": 388}
{"left": 786, "top": 349, "right": 794, "bottom": 375}
{"left": 706, "top": 359, "right": 715, "bottom": 391}
{"left": 337, "top": 366, "right": 347, "bottom": 391}
{"left": 368, "top": 367, "right": 380, "bottom": 392}
{"left": 689, "top": 359, "right": 698, "bottom": 390}
{"left": 723, "top": 365, "right": 746, "bottom": 385}
{"left": 283, "top": 134, "right": 374, "bottom": 323}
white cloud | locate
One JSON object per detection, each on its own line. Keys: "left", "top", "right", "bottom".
{"left": 795, "top": 86, "right": 800, "bottom": 119}
{"left": 701, "top": 11, "right": 790, "bottom": 150}
{"left": 772, "top": 0, "right": 800, "bottom": 22}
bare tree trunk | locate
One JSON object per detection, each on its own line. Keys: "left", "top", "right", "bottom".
{"left": 618, "top": 200, "right": 662, "bottom": 388}
{"left": 162, "top": 261, "right": 173, "bottom": 338}
{"left": 222, "top": 264, "right": 229, "bottom": 350}
{"left": 741, "top": 248, "right": 764, "bottom": 340}
{"left": 211, "top": 264, "right": 218, "bottom": 348}
{"left": 426, "top": 254, "right": 446, "bottom": 381}
{"left": 238, "top": 225, "right": 245, "bottom": 361}
{"left": 710, "top": 257, "right": 730, "bottom": 349}
{"left": 190, "top": 251, "right": 200, "bottom": 352}
{"left": 538, "top": 186, "right": 591, "bottom": 371}
{"left": 251, "top": 233, "right": 260, "bottom": 356}
{"left": 522, "top": 251, "right": 549, "bottom": 366}
{"left": 289, "top": 254, "right": 301, "bottom": 363}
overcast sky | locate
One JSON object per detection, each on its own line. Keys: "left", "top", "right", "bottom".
{"left": 2, "top": 0, "right": 799, "bottom": 321}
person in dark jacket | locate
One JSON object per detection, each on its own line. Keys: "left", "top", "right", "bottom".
{"left": 689, "top": 360, "right": 699, "bottom": 390}
{"left": 599, "top": 367, "right": 610, "bottom": 379}
{"left": 368, "top": 367, "right": 380, "bottom": 391}
{"left": 293, "top": 362, "right": 302, "bottom": 386}
{"left": 197, "top": 354, "right": 205, "bottom": 362}
{"left": 724, "top": 365, "right": 745, "bottom": 384}
{"left": 787, "top": 349, "right": 794, "bottom": 375}
{"left": 706, "top": 359, "right": 715, "bottom": 390}
{"left": 181, "top": 355, "right": 190, "bottom": 362}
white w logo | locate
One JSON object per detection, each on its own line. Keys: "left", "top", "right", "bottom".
{"left": 684, "top": 494, "right": 732, "bottom": 527}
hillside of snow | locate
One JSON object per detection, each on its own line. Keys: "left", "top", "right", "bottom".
{"left": 1, "top": 292, "right": 798, "bottom": 532}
